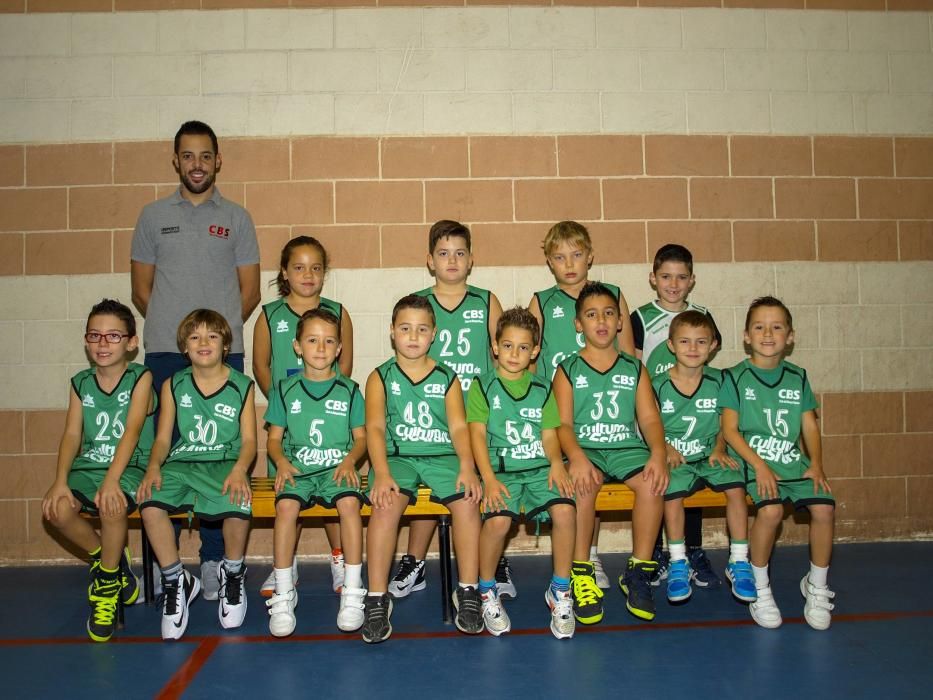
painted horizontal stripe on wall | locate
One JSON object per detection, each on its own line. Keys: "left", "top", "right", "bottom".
{"left": 1, "top": 8, "right": 932, "bottom": 140}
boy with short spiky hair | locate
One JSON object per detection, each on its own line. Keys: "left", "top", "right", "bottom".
{"left": 720, "top": 297, "right": 835, "bottom": 630}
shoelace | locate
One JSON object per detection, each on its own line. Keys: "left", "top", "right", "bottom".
{"left": 222, "top": 569, "right": 243, "bottom": 605}
{"left": 572, "top": 574, "right": 601, "bottom": 606}
{"left": 553, "top": 591, "right": 573, "bottom": 618}
{"left": 162, "top": 579, "right": 180, "bottom": 615}
{"left": 495, "top": 558, "right": 512, "bottom": 584}
{"left": 393, "top": 556, "right": 418, "bottom": 582}
{"left": 481, "top": 593, "right": 502, "bottom": 617}
{"left": 457, "top": 588, "right": 483, "bottom": 617}
{"left": 365, "top": 597, "right": 388, "bottom": 623}
{"left": 90, "top": 579, "right": 120, "bottom": 625}
{"left": 668, "top": 560, "right": 691, "bottom": 581}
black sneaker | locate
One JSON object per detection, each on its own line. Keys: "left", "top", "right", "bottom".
{"left": 87, "top": 574, "right": 121, "bottom": 642}
{"left": 495, "top": 556, "right": 517, "bottom": 599}
{"left": 89, "top": 546, "right": 140, "bottom": 605}
{"left": 571, "top": 561, "right": 605, "bottom": 624}
{"left": 648, "top": 546, "right": 670, "bottom": 588}
{"left": 619, "top": 560, "right": 657, "bottom": 621}
{"left": 453, "top": 586, "right": 484, "bottom": 634}
{"left": 688, "top": 548, "right": 722, "bottom": 589}
{"left": 388, "top": 554, "right": 426, "bottom": 598}
{"left": 361, "top": 594, "right": 393, "bottom": 644}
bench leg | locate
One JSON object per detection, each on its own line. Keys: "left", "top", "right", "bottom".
{"left": 438, "top": 514, "right": 453, "bottom": 625}
{"left": 141, "top": 523, "right": 155, "bottom": 606}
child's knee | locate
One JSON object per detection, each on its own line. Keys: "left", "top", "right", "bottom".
{"left": 482, "top": 515, "right": 512, "bottom": 537}
{"left": 755, "top": 504, "right": 783, "bottom": 525}
{"left": 99, "top": 509, "right": 127, "bottom": 526}
{"left": 549, "top": 504, "right": 575, "bottom": 529}
{"left": 274, "top": 499, "right": 300, "bottom": 520}
{"left": 335, "top": 496, "right": 361, "bottom": 518}
{"left": 808, "top": 504, "right": 834, "bottom": 525}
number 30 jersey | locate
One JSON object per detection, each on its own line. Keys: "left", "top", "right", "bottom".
{"left": 166, "top": 366, "right": 254, "bottom": 463}
{"left": 376, "top": 358, "right": 457, "bottom": 457}
{"left": 719, "top": 359, "right": 818, "bottom": 479}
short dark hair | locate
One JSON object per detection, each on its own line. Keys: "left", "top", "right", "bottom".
{"left": 275, "top": 236, "right": 330, "bottom": 297}
{"left": 669, "top": 310, "right": 716, "bottom": 339}
{"left": 653, "top": 243, "right": 693, "bottom": 274}
{"left": 392, "top": 294, "right": 436, "bottom": 326}
{"left": 574, "top": 281, "right": 619, "bottom": 319}
{"left": 87, "top": 299, "right": 136, "bottom": 337}
{"left": 745, "top": 296, "right": 793, "bottom": 331}
{"left": 429, "top": 220, "right": 471, "bottom": 254}
{"left": 496, "top": 306, "right": 540, "bottom": 346}
{"left": 295, "top": 308, "right": 341, "bottom": 343}
{"left": 174, "top": 121, "right": 218, "bottom": 155}
{"left": 176, "top": 309, "right": 232, "bottom": 358}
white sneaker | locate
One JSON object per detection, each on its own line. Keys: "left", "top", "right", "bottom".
{"left": 481, "top": 589, "right": 511, "bottom": 636}
{"left": 161, "top": 570, "right": 200, "bottom": 641}
{"left": 592, "top": 555, "right": 610, "bottom": 589}
{"left": 388, "top": 555, "right": 426, "bottom": 598}
{"left": 267, "top": 588, "right": 298, "bottom": 637}
{"left": 749, "top": 586, "right": 783, "bottom": 629}
{"left": 337, "top": 586, "right": 367, "bottom": 631}
{"left": 545, "top": 587, "right": 575, "bottom": 640}
{"left": 218, "top": 564, "right": 248, "bottom": 630}
{"left": 800, "top": 575, "right": 835, "bottom": 631}
{"left": 495, "top": 556, "right": 518, "bottom": 599}
{"left": 331, "top": 550, "right": 345, "bottom": 593}
{"left": 261, "top": 558, "right": 299, "bottom": 598}
{"left": 200, "top": 560, "right": 222, "bottom": 601}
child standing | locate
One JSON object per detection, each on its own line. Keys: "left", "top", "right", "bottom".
{"left": 391, "top": 221, "right": 508, "bottom": 600}
{"left": 553, "top": 283, "right": 668, "bottom": 625}
{"left": 138, "top": 310, "right": 256, "bottom": 640}
{"left": 265, "top": 309, "right": 367, "bottom": 637}
{"left": 253, "top": 236, "right": 354, "bottom": 596}
{"left": 42, "top": 299, "right": 155, "bottom": 642}
{"left": 654, "top": 311, "right": 756, "bottom": 605}
{"left": 362, "top": 295, "right": 483, "bottom": 643}
{"left": 470, "top": 307, "right": 576, "bottom": 639}
{"left": 720, "top": 297, "right": 835, "bottom": 630}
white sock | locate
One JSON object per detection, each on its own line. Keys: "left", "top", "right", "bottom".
{"left": 589, "top": 546, "right": 599, "bottom": 559}
{"left": 808, "top": 563, "right": 829, "bottom": 588}
{"left": 274, "top": 566, "right": 293, "bottom": 595}
{"left": 752, "top": 563, "right": 770, "bottom": 590}
{"left": 730, "top": 541, "right": 749, "bottom": 563}
{"left": 669, "top": 541, "right": 687, "bottom": 562}
{"left": 459, "top": 581, "right": 478, "bottom": 590}
{"left": 223, "top": 557, "right": 243, "bottom": 575}
{"left": 344, "top": 563, "right": 363, "bottom": 590}
{"left": 368, "top": 591, "right": 385, "bottom": 598}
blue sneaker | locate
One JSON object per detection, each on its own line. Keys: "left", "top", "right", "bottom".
{"left": 666, "top": 559, "right": 693, "bottom": 603}
{"left": 688, "top": 548, "right": 722, "bottom": 589}
{"left": 726, "top": 560, "right": 758, "bottom": 603}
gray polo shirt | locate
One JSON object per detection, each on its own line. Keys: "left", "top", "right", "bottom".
{"left": 131, "top": 187, "right": 259, "bottom": 354}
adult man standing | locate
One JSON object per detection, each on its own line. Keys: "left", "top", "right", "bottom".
{"left": 131, "top": 120, "right": 261, "bottom": 599}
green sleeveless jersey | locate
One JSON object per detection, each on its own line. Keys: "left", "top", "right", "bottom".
{"left": 71, "top": 363, "right": 155, "bottom": 471}
{"left": 534, "top": 283, "right": 621, "bottom": 380}
{"left": 557, "top": 351, "right": 644, "bottom": 450}
{"left": 166, "top": 366, "right": 254, "bottom": 463}
{"left": 471, "top": 371, "right": 552, "bottom": 472}
{"left": 414, "top": 285, "right": 492, "bottom": 393}
{"left": 631, "top": 300, "right": 718, "bottom": 378}
{"left": 262, "top": 297, "right": 343, "bottom": 386}
{"left": 264, "top": 374, "right": 364, "bottom": 476}
{"left": 652, "top": 367, "right": 723, "bottom": 462}
{"left": 719, "top": 360, "right": 818, "bottom": 480}
{"left": 377, "top": 358, "right": 457, "bottom": 457}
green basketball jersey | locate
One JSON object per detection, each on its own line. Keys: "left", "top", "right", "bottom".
{"left": 70, "top": 363, "right": 155, "bottom": 471}
{"left": 262, "top": 297, "right": 343, "bottom": 386}
{"left": 472, "top": 370, "right": 551, "bottom": 472}
{"left": 534, "top": 283, "right": 621, "bottom": 380}
{"left": 265, "top": 374, "right": 364, "bottom": 476}
{"left": 632, "top": 300, "right": 717, "bottom": 378}
{"left": 166, "top": 366, "right": 254, "bottom": 463}
{"left": 557, "top": 351, "right": 644, "bottom": 450}
{"left": 719, "top": 360, "right": 818, "bottom": 480}
{"left": 377, "top": 358, "right": 457, "bottom": 457}
{"left": 652, "top": 367, "right": 723, "bottom": 462}
{"left": 414, "top": 285, "right": 492, "bottom": 393}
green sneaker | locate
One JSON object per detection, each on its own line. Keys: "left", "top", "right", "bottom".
{"left": 571, "top": 561, "right": 604, "bottom": 624}
{"left": 87, "top": 575, "right": 121, "bottom": 642}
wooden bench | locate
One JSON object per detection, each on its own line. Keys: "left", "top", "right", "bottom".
{"left": 128, "top": 478, "right": 732, "bottom": 625}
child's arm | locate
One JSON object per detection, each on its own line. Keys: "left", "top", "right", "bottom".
{"left": 446, "top": 381, "right": 481, "bottom": 504}
{"left": 333, "top": 425, "right": 366, "bottom": 489}
{"left": 338, "top": 308, "right": 354, "bottom": 378}
{"left": 635, "top": 366, "right": 669, "bottom": 496}
{"left": 708, "top": 431, "right": 739, "bottom": 470}
{"left": 553, "top": 367, "right": 601, "bottom": 495}
{"left": 800, "top": 410, "right": 831, "bottom": 494}
{"left": 544, "top": 428, "right": 574, "bottom": 499}
{"left": 720, "top": 408, "right": 778, "bottom": 501}
{"left": 469, "top": 422, "right": 508, "bottom": 512}
{"left": 487, "top": 293, "right": 504, "bottom": 359}
{"left": 365, "top": 371, "right": 400, "bottom": 509}
{"left": 96, "top": 371, "right": 154, "bottom": 517}
{"left": 266, "top": 425, "right": 298, "bottom": 493}
{"left": 42, "top": 389, "right": 84, "bottom": 521}
{"left": 527, "top": 294, "right": 543, "bottom": 375}
{"left": 616, "top": 290, "right": 636, "bottom": 356}
{"left": 221, "top": 384, "right": 256, "bottom": 507}
{"left": 136, "top": 380, "right": 176, "bottom": 503}
{"left": 252, "top": 313, "right": 273, "bottom": 399}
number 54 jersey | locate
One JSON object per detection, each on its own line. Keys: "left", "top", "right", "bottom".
{"left": 719, "top": 359, "right": 818, "bottom": 480}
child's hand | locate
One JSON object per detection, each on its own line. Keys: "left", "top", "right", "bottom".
{"left": 42, "top": 482, "right": 77, "bottom": 521}
{"left": 642, "top": 452, "right": 670, "bottom": 497}
{"left": 548, "top": 464, "right": 575, "bottom": 500}
{"left": 136, "top": 468, "right": 162, "bottom": 504}
{"left": 274, "top": 461, "right": 299, "bottom": 494}
{"left": 95, "top": 475, "right": 128, "bottom": 517}
{"left": 222, "top": 469, "right": 252, "bottom": 508}
{"left": 568, "top": 454, "right": 601, "bottom": 496}
{"left": 370, "top": 474, "right": 401, "bottom": 509}
{"left": 709, "top": 450, "right": 739, "bottom": 471}
{"left": 457, "top": 467, "right": 482, "bottom": 505}
{"left": 802, "top": 465, "right": 832, "bottom": 495}
{"left": 666, "top": 444, "right": 686, "bottom": 470}
{"left": 332, "top": 458, "right": 361, "bottom": 489}
{"left": 482, "top": 477, "right": 510, "bottom": 513}
{"left": 753, "top": 462, "right": 779, "bottom": 501}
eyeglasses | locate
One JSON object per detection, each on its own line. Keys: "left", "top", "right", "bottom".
{"left": 85, "top": 332, "right": 130, "bottom": 344}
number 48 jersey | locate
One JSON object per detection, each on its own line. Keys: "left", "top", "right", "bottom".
{"left": 719, "top": 359, "right": 818, "bottom": 480}
{"left": 377, "top": 358, "right": 457, "bottom": 457}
